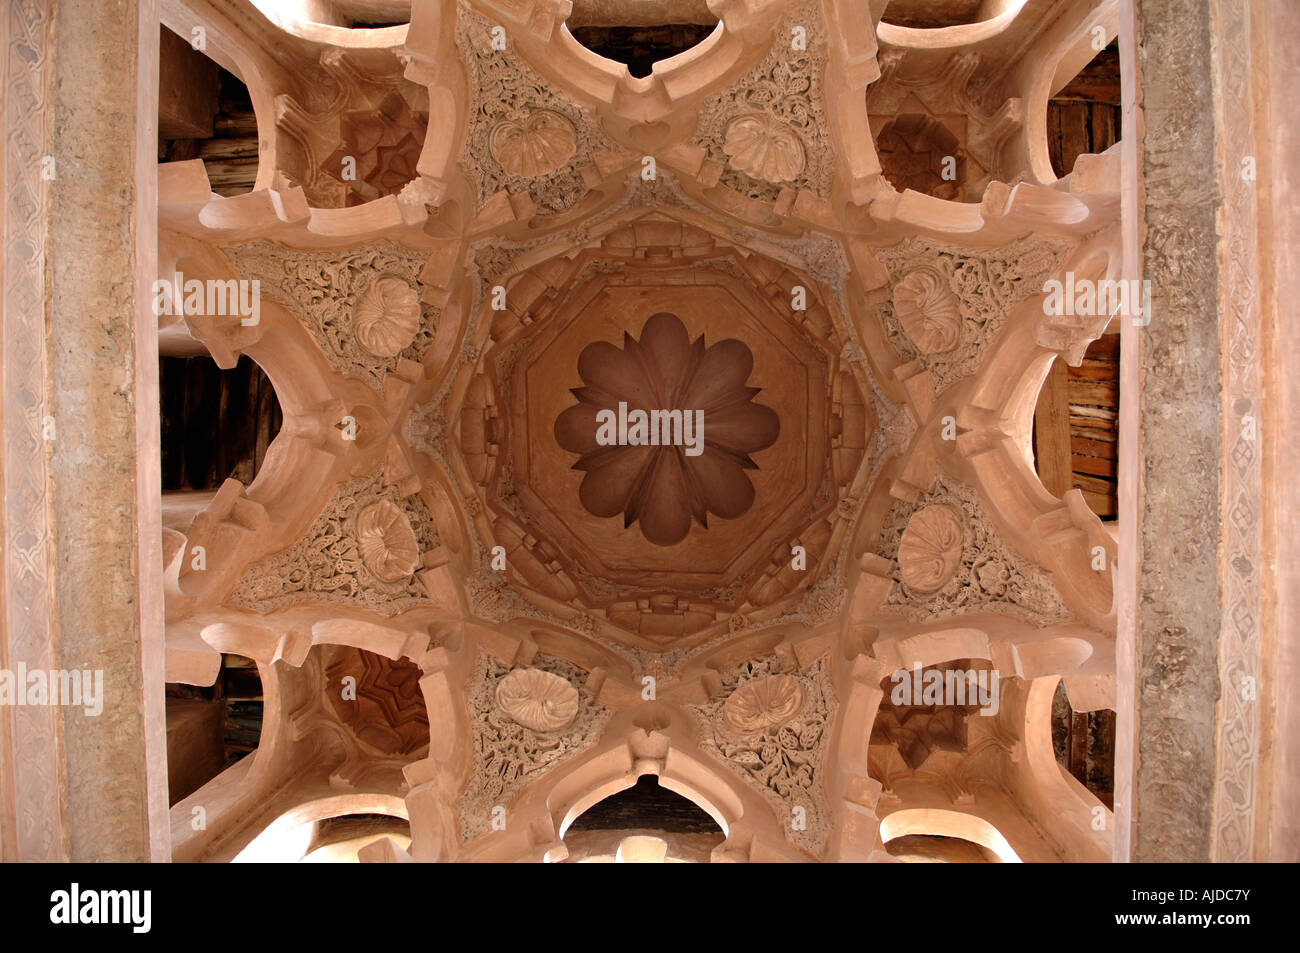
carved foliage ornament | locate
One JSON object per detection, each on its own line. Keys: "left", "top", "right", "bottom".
{"left": 722, "top": 674, "right": 804, "bottom": 734}
{"left": 893, "top": 265, "right": 960, "bottom": 353}
{"left": 877, "top": 237, "right": 1069, "bottom": 390}
{"left": 488, "top": 109, "right": 578, "bottom": 179}
{"left": 723, "top": 114, "right": 806, "bottom": 183}
{"left": 495, "top": 667, "right": 579, "bottom": 732}
{"left": 356, "top": 500, "right": 421, "bottom": 583}
{"left": 222, "top": 242, "right": 436, "bottom": 391}
{"left": 460, "top": 655, "right": 608, "bottom": 842}
{"left": 230, "top": 473, "right": 439, "bottom": 614}
{"left": 693, "top": 656, "right": 832, "bottom": 856}
{"left": 354, "top": 275, "right": 420, "bottom": 357}
{"left": 897, "top": 504, "right": 963, "bottom": 593}
{"left": 882, "top": 477, "right": 1070, "bottom": 622}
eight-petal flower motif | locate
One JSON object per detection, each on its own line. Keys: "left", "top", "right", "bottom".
{"left": 554, "top": 312, "right": 780, "bottom": 547}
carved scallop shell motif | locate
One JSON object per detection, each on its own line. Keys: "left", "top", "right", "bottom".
{"left": 355, "top": 500, "right": 420, "bottom": 583}
{"left": 495, "top": 668, "right": 579, "bottom": 732}
{"left": 897, "top": 505, "right": 964, "bottom": 594}
{"left": 489, "top": 109, "right": 578, "bottom": 178}
{"left": 723, "top": 674, "right": 804, "bottom": 734}
{"left": 723, "top": 114, "right": 806, "bottom": 183}
{"left": 354, "top": 275, "right": 420, "bottom": 357}
{"left": 893, "top": 266, "right": 961, "bottom": 353}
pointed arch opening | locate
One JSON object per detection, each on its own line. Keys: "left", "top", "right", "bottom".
{"left": 561, "top": 773, "right": 726, "bottom": 862}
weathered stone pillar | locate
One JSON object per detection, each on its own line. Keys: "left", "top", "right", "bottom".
{"left": 1125, "top": 0, "right": 1224, "bottom": 865}
{"left": 1121, "top": 0, "right": 1293, "bottom": 862}
{"left": 1252, "top": 0, "right": 1300, "bottom": 864}
{"left": 0, "top": 0, "right": 168, "bottom": 860}
{"left": 1, "top": 0, "right": 66, "bottom": 862}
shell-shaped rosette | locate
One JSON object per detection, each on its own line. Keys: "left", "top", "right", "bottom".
{"left": 354, "top": 275, "right": 420, "bottom": 357}
{"left": 355, "top": 500, "right": 420, "bottom": 583}
{"left": 489, "top": 109, "right": 578, "bottom": 178}
{"left": 897, "top": 505, "right": 963, "bottom": 593}
{"left": 495, "top": 668, "right": 580, "bottom": 732}
{"left": 722, "top": 674, "right": 805, "bottom": 734}
{"left": 893, "top": 266, "right": 960, "bottom": 354}
{"left": 723, "top": 114, "right": 807, "bottom": 183}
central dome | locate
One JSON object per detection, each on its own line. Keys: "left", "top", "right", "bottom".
{"left": 554, "top": 312, "right": 780, "bottom": 546}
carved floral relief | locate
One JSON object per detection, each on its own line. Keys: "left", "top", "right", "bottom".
{"left": 494, "top": 667, "right": 579, "bottom": 732}
{"left": 722, "top": 674, "right": 805, "bottom": 734}
{"left": 897, "top": 505, "right": 963, "bottom": 593}
{"left": 723, "top": 114, "right": 807, "bottom": 183}
{"left": 356, "top": 500, "right": 421, "bottom": 583}
{"left": 893, "top": 266, "right": 961, "bottom": 354}
{"left": 554, "top": 312, "right": 780, "bottom": 546}
{"left": 354, "top": 275, "right": 420, "bottom": 357}
{"left": 488, "top": 109, "right": 578, "bottom": 178}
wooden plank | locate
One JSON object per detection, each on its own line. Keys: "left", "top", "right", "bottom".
{"left": 1089, "top": 102, "right": 1119, "bottom": 154}
{"left": 159, "top": 25, "right": 219, "bottom": 139}
{"left": 1069, "top": 710, "right": 1089, "bottom": 781}
{"left": 1072, "top": 452, "right": 1118, "bottom": 477}
{"left": 1069, "top": 403, "right": 1118, "bottom": 421}
{"left": 164, "top": 139, "right": 200, "bottom": 162}
{"left": 1070, "top": 418, "right": 1118, "bottom": 437}
{"left": 1067, "top": 378, "right": 1119, "bottom": 407}
{"left": 1034, "top": 357, "right": 1074, "bottom": 497}
{"left": 159, "top": 358, "right": 183, "bottom": 491}
{"left": 1058, "top": 102, "right": 1093, "bottom": 176}
{"left": 253, "top": 366, "right": 275, "bottom": 478}
{"left": 214, "top": 111, "right": 258, "bottom": 138}
{"left": 1052, "top": 47, "right": 1122, "bottom": 104}
{"left": 1081, "top": 488, "right": 1118, "bottom": 518}
{"left": 1085, "top": 332, "right": 1121, "bottom": 361}
{"left": 1047, "top": 103, "right": 1065, "bottom": 179}
{"left": 1069, "top": 359, "right": 1119, "bottom": 381}
{"left": 195, "top": 137, "right": 258, "bottom": 160}
{"left": 1073, "top": 435, "right": 1117, "bottom": 459}
{"left": 190, "top": 356, "right": 217, "bottom": 489}
{"left": 1072, "top": 472, "right": 1117, "bottom": 496}
{"left": 202, "top": 156, "right": 259, "bottom": 183}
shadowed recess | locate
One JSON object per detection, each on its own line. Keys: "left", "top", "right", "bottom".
{"left": 569, "top": 24, "right": 719, "bottom": 78}
{"left": 566, "top": 774, "right": 724, "bottom": 834}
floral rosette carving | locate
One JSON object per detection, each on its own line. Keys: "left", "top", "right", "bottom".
{"left": 495, "top": 668, "right": 579, "bottom": 732}
{"left": 723, "top": 674, "right": 804, "bottom": 734}
{"left": 355, "top": 500, "right": 420, "bottom": 583}
{"left": 488, "top": 109, "right": 578, "bottom": 178}
{"left": 554, "top": 312, "right": 780, "bottom": 546}
{"left": 723, "top": 113, "right": 807, "bottom": 183}
{"left": 893, "top": 266, "right": 960, "bottom": 353}
{"left": 354, "top": 275, "right": 420, "bottom": 357}
{"left": 898, "top": 505, "right": 963, "bottom": 593}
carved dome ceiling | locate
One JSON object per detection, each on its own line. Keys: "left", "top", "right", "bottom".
{"left": 552, "top": 311, "right": 781, "bottom": 546}
{"left": 158, "top": 0, "right": 1124, "bottom": 864}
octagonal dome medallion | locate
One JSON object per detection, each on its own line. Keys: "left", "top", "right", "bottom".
{"left": 501, "top": 267, "right": 834, "bottom": 595}
{"left": 553, "top": 312, "right": 780, "bottom": 546}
